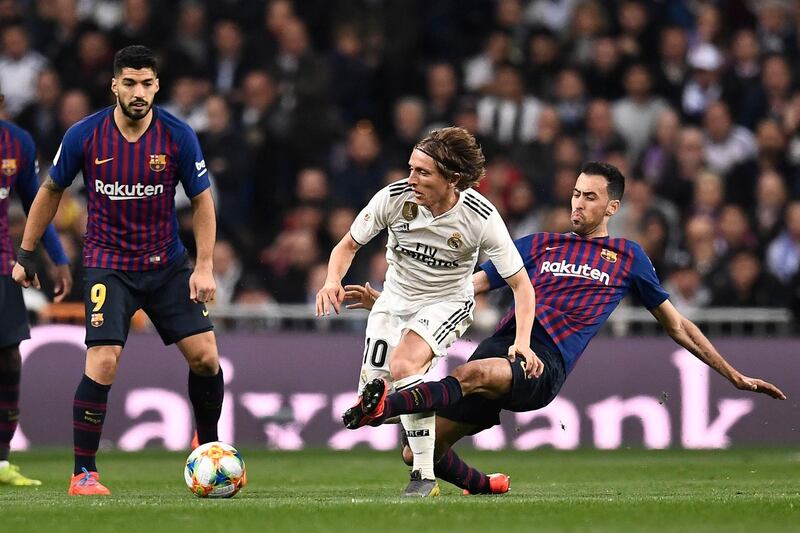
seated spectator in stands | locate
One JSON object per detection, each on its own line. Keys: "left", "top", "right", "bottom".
{"left": 703, "top": 101, "right": 757, "bottom": 177}
{"left": 753, "top": 170, "right": 789, "bottom": 243}
{"left": 0, "top": 24, "right": 48, "bottom": 117}
{"left": 164, "top": 75, "right": 209, "bottom": 133}
{"left": 613, "top": 63, "right": 669, "bottom": 163}
{"left": 637, "top": 107, "right": 681, "bottom": 187}
{"left": 581, "top": 98, "right": 627, "bottom": 163}
{"left": 295, "top": 167, "right": 330, "bottom": 206}
{"left": 766, "top": 201, "right": 800, "bottom": 284}
{"left": 510, "top": 105, "right": 561, "bottom": 196}
{"left": 383, "top": 96, "right": 426, "bottom": 169}
{"left": 67, "top": 30, "right": 114, "bottom": 108}
{"left": 17, "top": 68, "right": 63, "bottom": 163}
{"left": 663, "top": 257, "right": 711, "bottom": 314}
{"left": 522, "top": 27, "right": 560, "bottom": 98}
{"left": 710, "top": 249, "right": 786, "bottom": 307}
{"left": 212, "top": 240, "right": 244, "bottom": 306}
{"left": 684, "top": 215, "right": 722, "bottom": 277}
{"left": 682, "top": 43, "right": 723, "bottom": 123}
{"left": 583, "top": 35, "right": 624, "bottom": 102}
{"left": 161, "top": 1, "right": 210, "bottom": 83}
{"left": 723, "top": 28, "right": 762, "bottom": 129}
{"left": 327, "top": 23, "right": 373, "bottom": 126}
{"left": 754, "top": 1, "right": 796, "bottom": 57}
{"left": 654, "top": 25, "right": 689, "bottom": 110}
{"left": 691, "top": 170, "right": 724, "bottom": 219}
{"left": 615, "top": 0, "right": 657, "bottom": 63}
{"left": 743, "top": 54, "right": 794, "bottom": 129}
{"left": 110, "top": 0, "right": 163, "bottom": 50}
{"left": 716, "top": 205, "right": 760, "bottom": 256}
{"left": 210, "top": 19, "right": 250, "bottom": 97}
{"left": 506, "top": 180, "right": 542, "bottom": 238}
{"left": 475, "top": 153, "right": 524, "bottom": 217}
{"left": 424, "top": 62, "right": 459, "bottom": 131}
{"left": 564, "top": 0, "right": 607, "bottom": 67}
{"left": 261, "top": 229, "right": 321, "bottom": 303}
{"left": 463, "top": 30, "right": 510, "bottom": 94}
{"left": 477, "top": 64, "right": 543, "bottom": 148}
{"left": 551, "top": 67, "right": 588, "bottom": 135}
{"left": 658, "top": 126, "right": 708, "bottom": 211}
{"left": 57, "top": 89, "right": 91, "bottom": 135}
{"left": 330, "top": 122, "right": 387, "bottom": 208}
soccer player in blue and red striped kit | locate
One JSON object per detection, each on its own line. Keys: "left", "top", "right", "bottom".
{"left": 0, "top": 87, "right": 72, "bottom": 486}
{"left": 344, "top": 162, "right": 786, "bottom": 494}
{"left": 13, "top": 46, "right": 223, "bottom": 495}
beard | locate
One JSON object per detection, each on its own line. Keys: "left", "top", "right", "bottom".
{"left": 119, "top": 98, "right": 152, "bottom": 121}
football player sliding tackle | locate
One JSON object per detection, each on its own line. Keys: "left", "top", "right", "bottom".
{"left": 342, "top": 162, "right": 785, "bottom": 495}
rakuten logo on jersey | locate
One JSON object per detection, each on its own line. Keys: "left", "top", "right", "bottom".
{"left": 541, "top": 260, "right": 610, "bottom": 285}
{"left": 95, "top": 180, "right": 164, "bottom": 201}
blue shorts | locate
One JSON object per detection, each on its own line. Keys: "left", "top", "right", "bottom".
{"left": 83, "top": 254, "right": 213, "bottom": 347}
{"left": 437, "top": 331, "right": 566, "bottom": 433}
{"left": 0, "top": 275, "right": 30, "bottom": 348}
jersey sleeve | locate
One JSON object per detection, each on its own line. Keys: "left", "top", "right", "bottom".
{"left": 16, "top": 132, "right": 69, "bottom": 265}
{"left": 349, "top": 185, "right": 391, "bottom": 245}
{"left": 176, "top": 126, "right": 211, "bottom": 198}
{"left": 629, "top": 244, "right": 670, "bottom": 310}
{"left": 49, "top": 123, "right": 86, "bottom": 188}
{"left": 480, "top": 234, "right": 534, "bottom": 290}
{"left": 479, "top": 210, "right": 525, "bottom": 279}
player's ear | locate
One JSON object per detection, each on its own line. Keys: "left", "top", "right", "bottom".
{"left": 111, "top": 77, "right": 117, "bottom": 96}
{"left": 605, "top": 199, "right": 620, "bottom": 217}
{"left": 154, "top": 77, "right": 160, "bottom": 94}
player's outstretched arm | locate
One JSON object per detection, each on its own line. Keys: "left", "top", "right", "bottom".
{"left": 189, "top": 189, "right": 216, "bottom": 303}
{"left": 316, "top": 233, "right": 361, "bottom": 316}
{"left": 650, "top": 300, "right": 786, "bottom": 400}
{"left": 12, "top": 176, "right": 65, "bottom": 289}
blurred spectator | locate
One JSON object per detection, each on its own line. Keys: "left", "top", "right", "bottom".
{"left": 506, "top": 180, "right": 542, "bottom": 238}
{"left": 0, "top": 24, "right": 48, "bottom": 117}
{"left": 212, "top": 240, "right": 243, "bottom": 306}
{"left": 424, "top": 62, "right": 459, "bottom": 131}
{"left": 511, "top": 105, "right": 561, "bottom": 194}
{"left": 552, "top": 67, "right": 588, "bottom": 135}
{"left": 261, "top": 229, "right": 320, "bottom": 302}
{"left": 477, "top": 64, "right": 542, "bottom": 147}
{"left": 583, "top": 35, "right": 624, "bottom": 101}
{"left": 295, "top": 167, "right": 330, "bottom": 205}
{"left": 582, "top": 98, "right": 626, "bottom": 162}
{"left": 210, "top": 19, "right": 249, "bottom": 97}
{"left": 703, "top": 101, "right": 757, "bottom": 176}
{"left": 109, "top": 0, "right": 162, "bottom": 51}
{"left": 682, "top": 43, "right": 723, "bottom": 123}
{"left": 716, "top": 204, "right": 759, "bottom": 255}
{"left": 463, "top": 30, "right": 510, "bottom": 94}
{"left": 742, "top": 54, "right": 794, "bottom": 129}
{"left": 766, "top": 201, "right": 800, "bottom": 284}
{"left": 754, "top": 0, "right": 796, "bottom": 56}
{"left": 161, "top": 1, "right": 211, "bottom": 83}
{"left": 663, "top": 256, "right": 711, "bottom": 314}
{"left": 565, "top": 0, "right": 607, "bottom": 67}
{"left": 710, "top": 249, "right": 786, "bottom": 307}
{"left": 16, "top": 68, "right": 62, "bottom": 162}
{"left": 753, "top": 170, "right": 789, "bottom": 243}
{"left": 327, "top": 23, "right": 372, "bottom": 127}
{"left": 524, "top": 0, "right": 578, "bottom": 34}
{"left": 612, "top": 63, "right": 668, "bottom": 162}
{"left": 331, "top": 122, "right": 386, "bottom": 208}
{"left": 691, "top": 170, "right": 724, "bottom": 219}
{"left": 727, "top": 118, "right": 793, "bottom": 207}
{"left": 723, "top": 28, "right": 762, "bottom": 127}
{"left": 615, "top": 0, "right": 657, "bottom": 64}
{"left": 163, "top": 75, "right": 209, "bottom": 133}
{"left": 384, "top": 96, "right": 426, "bottom": 168}
{"left": 523, "top": 27, "right": 560, "bottom": 98}
{"left": 657, "top": 126, "right": 707, "bottom": 210}
{"left": 683, "top": 215, "right": 721, "bottom": 277}
{"left": 654, "top": 25, "right": 689, "bottom": 110}
{"left": 637, "top": 107, "right": 680, "bottom": 187}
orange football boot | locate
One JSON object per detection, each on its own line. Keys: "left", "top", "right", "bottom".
{"left": 463, "top": 473, "right": 510, "bottom": 495}
{"left": 68, "top": 468, "right": 111, "bottom": 496}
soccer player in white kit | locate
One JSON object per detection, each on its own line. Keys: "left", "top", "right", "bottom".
{"left": 316, "top": 127, "right": 543, "bottom": 496}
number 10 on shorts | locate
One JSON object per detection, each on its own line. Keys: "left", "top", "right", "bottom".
{"left": 363, "top": 338, "right": 388, "bottom": 368}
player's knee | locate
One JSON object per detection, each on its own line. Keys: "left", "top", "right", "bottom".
{"left": 188, "top": 348, "right": 219, "bottom": 376}
{"left": 0, "top": 345, "right": 21, "bottom": 372}
{"left": 450, "top": 362, "right": 486, "bottom": 395}
{"left": 401, "top": 445, "right": 412, "bottom": 466}
{"left": 389, "top": 357, "right": 416, "bottom": 380}
{"left": 87, "top": 346, "right": 121, "bottom": 382}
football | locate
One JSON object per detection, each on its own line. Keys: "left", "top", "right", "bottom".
{"left": 184, "top": 441, "right": 246, "bottom": 498}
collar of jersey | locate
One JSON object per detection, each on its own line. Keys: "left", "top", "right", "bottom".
{"left": 420, "top": 190, "right": 465, "bottom": 220}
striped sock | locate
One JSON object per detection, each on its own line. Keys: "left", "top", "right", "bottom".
{"left": 73, "top": 375, "right": 110, "bottom": 475}
{"left": 0, "top": 369, "right": 20, "bottom": 462}
{"left": 434, "top": 448, "right": 490, "bottom": 494}
{"left": 188, "top": 368, "right": 223, "bottom": 444}
{"left": 383, "top": 376, "right": 463, "bottom": 420}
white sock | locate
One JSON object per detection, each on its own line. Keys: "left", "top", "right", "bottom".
{"left": 395, "top": 375, "right": 435, "bottom": 480}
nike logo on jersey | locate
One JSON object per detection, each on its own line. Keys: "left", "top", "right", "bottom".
{"left": 545, "top": 246, "right": 563, "bottom": 251}
{"left": 95, "top": 157, "right": 114, "bottom": 165}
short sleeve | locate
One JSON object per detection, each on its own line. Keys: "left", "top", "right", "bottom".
{"left": 177, "top": 126, "right": 210, "bottom": 198}
{"left": 49, "top": 124, "right": 86, "bottom": 188}
{"left": 349, "top": 185, "right": 391, "bottom": 245}
{"left": 479, "top": 210, "right": 524, "bottom": 279}
{"left": 480, "top": 234, "right": 534, "bottom": 290}
{"left": 630, "top": 244, "right": 670, "bottom": 310}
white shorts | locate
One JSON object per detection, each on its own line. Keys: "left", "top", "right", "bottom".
{"left": 358, "top": 297, "right": 474, "bottom": 392}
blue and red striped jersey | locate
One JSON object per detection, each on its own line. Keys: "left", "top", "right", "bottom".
{"left": 50, "top": 106, "right": 210, "bottom": 271}
{"left": 0, "top": 120, "right": 68, "bottom": 275}
{"left": 481, "top": 232, "right": 669, "bottom": 374}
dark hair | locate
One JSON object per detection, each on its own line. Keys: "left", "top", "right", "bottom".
{"left": 414, "top": 127, "right": 486, "bottom": 190}
{"left": 113, "top": 45, "right": 158, "bottom": 76}
{"left": 580, "top": 161, "right": 625, "bottom": 200}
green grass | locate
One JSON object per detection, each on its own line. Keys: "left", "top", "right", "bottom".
{"left": 2, "top": 448, "right": 799, "bottom": 532}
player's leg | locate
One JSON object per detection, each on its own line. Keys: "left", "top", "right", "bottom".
{"left": 176, "top": 331, "right": 223, "bottom": 445}
{"left": 143, "top": 255, "right": 218, "bottom": 446}
{"left": 70, "top": 269, "right": 138, "bottom": 495}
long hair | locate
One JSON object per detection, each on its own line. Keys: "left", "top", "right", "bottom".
{"left": 414, "top": 127, "right": 486, "bottom": 190}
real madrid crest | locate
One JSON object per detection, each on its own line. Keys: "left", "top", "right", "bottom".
{"left": 149, "top": 154, "right": 167, "bottom": 172}
{"left": 1, "top": 158, "right": 17, "bottom": 176}
{"left": 402, "top": 201, "right": 418, "bottom": 221}
{"left": 447, "top": 232, "right": 463, "bottom": 249}
{"left": 601, "top": 249, "right": 618, "bottom": 263}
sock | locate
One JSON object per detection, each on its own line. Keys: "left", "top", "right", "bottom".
{"left": 0, "top": 369, "right": 20, "bottom": 462}
{"left": 382, "top": 376, "right": 463, "bottom": 420}
{"left": 434, "top": 448, "right": 491, "bottom": 494}
{"left": 188, "top": 367, "right": 224, "bottom": 444}
{"left": 396, "top": 375, "right": 436, "bottom": 480}
{"left": 73, "top": 374, "right": 111, "bottom": 475}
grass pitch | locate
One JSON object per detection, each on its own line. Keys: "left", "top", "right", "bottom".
{"left": 2, "top": 448, "right": 798, "bottom": 532}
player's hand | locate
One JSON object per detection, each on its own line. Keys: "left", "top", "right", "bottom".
{"left": 189, "top": 267, "right": 216, "bottom": 303}
{"left": 508, "top": 343, "right": 544, "bottom": 378}
{"left": 316, "top": 280, "right": 344, "bottom": 316}
{"left": 344, "top": 282, "right": 381, "bottom": 311}
{"left": 11, "top": 250, "right": 40, "bottom": 289}
{"left": 735, "top": 374, "right": 787, "bottom": 400}
{"left": 52, "top": 264, "right": 73, "bottom": 303}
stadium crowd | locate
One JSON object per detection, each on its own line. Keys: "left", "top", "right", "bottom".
{"left": 3, "top": 0, "right": 800, "bottom": 320}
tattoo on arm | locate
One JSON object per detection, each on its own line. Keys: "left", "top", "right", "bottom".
{"left": 42, "top": 176, "right": 65, "bottom": 192}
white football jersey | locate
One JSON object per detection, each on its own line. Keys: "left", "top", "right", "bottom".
{"left": 350, "top": 179, "right": 524, "bottom": 313}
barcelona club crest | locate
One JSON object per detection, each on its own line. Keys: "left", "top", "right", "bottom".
{"left": 601, "top": 249, "right": 618, "bottom": 263}
{"left": 90, "top": 313, "right": 104, "bottom": 328}
{"left": 447, "top": 232, "right": 463, "bottom": 249}
{"left": 402, "top": 201, "right": 418, "bottom": 221}
{"left": 149, "top": 154, "right": 167, "bottom": 172}
{"left": 1, "top": 158, "right": 17, "bottom": 176}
